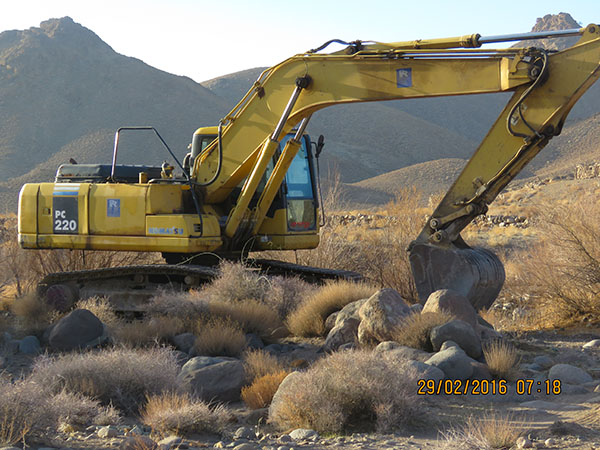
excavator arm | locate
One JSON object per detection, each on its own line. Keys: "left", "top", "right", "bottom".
{"left": 192, "top": 25, "right": 600, "bottom": 308}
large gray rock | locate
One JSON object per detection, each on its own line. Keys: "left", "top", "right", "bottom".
{"left": 548, "top": 364, "right": 593, "bottom": 385}
{"left": 171, "top": 332, "right": 196, "bottom": 354}
{"left": 357, "top": 289, "right": 411, "bottom": 344}
{"left": 334, "top": 298, "right": 368, "bottom": 326}
{"left": 430, "top": 320, "right": 482, "bottom": 359}
{"left": 269, "top": 371, "right": 303, "bottom": 419}
{"left": 425, "top": 347, "right": 476, "bottom": 380}
{"left": 422, "top": 289, "right": 478, "bottom": 328}
{"left": 48, "top": 309, "right": 106, "bottom": 351}
{"left": 533, "top": 355, "right": 554, "bottom": 369}
{"left": 404, "top": 360, "right": 445, "bottom": 382}
{"left": 178, "top": 356, "right": 246, "bottom": 402}
{"left": 323, "top": 318, "right": 359, "bottom": 352}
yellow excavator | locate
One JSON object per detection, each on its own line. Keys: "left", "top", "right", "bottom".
{"left": 17, "top": 25, "right": 600, "bottom": 311}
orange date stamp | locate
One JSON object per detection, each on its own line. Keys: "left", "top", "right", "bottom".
{"left": 417, "top": 379, "right": 562, "bottom": 396}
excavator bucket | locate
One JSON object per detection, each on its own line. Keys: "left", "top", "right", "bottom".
{"left": 409, "top": 242, "right": 505, "bottom": 310}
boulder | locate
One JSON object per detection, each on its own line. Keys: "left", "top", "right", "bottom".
{"left": 430, "top": 320, "right": 482, "bottom": 359}
{"left": 476, "top": 324, "right": 503, "bottom": 342}
{"left": 269, "top": 371, "right": 303, "bottom": 419}
{"left": 334, "top": 298, "right": 368, "bottom": 326}
{"left": 425, "top": 347, "right": 476, "bottom": 380}
{"left": 404, "top": 360, "right": 444, "bottom": 382}
{"left": 583, "top": 339, "right": 600, "bottom": 349}
{"left": 357, "top": 289, "right": 411, "bottom": 344}
{"left": 439, "top": 340, "right": 460, "bottom": 351}
{"left": 422, "top": 289, "right": 478, "bottom": 328}
{"left": 245, "top": 333, "right": 264, "bottom": 350}
{"left": 469, "top": 361, "right": 492, "bottom": 380}
{"left": 178, "top": 356, "right": 246, "bottom": 402}
{"left": 548, "top": 364, "right": 593, "bottom": 385}
{"left": 324, "top": 311, "right": 339, "bottom": 334}
{"left": 323, "top": 318, "right": 359, "bottom": 353}
{"left": 48, "top": 309, "right": 106, "bottom": 351}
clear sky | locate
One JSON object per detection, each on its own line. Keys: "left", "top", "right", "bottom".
{"left": 1, "top": 0, "right": 598, "bottom": 82}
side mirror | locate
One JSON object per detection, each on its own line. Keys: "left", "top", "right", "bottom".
{"left": 315, "top": 134, "right": 325, "bottom": 158}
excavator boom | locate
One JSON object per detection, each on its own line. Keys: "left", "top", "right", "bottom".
{"left": 17, "top": 25, "right": 600, "bottom": 311}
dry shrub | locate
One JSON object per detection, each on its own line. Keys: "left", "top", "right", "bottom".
{"left": 112, "top": 317, "right": 185, "bottom": 347}
{"left": 439, "top": 412, "right": 524, "bottom": 450}
{"left": 145, "top": 291, "right": 207, "bottom": 323}
{"left": 201, "top": 261, "right": 270, "bottom": 303}
{"left": 208, "top": 299, "right": 282, "bottom": 337}
{"left": 75, "top": 297, "right": 119, "bottom": 327}
{"left": 10, "top": 293, "right": 56, "bottom": 334}
{"left": 264, "top": 275, "right": 314, "bottom": 320}
{"left": 483, "top": 340, "right": 520, "bottom": 381}
{"left": 193, "top": 318, "right": 246, "bottom": 357}
{"left": 241, "top": 370, "right": 289, "bottom": 409}
{"left": 269, "top": 349, "right": 423, "bottom": 434}
{"left": 290, "top": 188, "right": 426, "bottom": 302}
{"left": 141, "top": 392, "right": 231, "bottom": 435}
{"left": 30, "top": 346, "right": 181, "bottom": 413}
{"left": 503, "top": 199, "right": 600, "bottom": 327}
{"left": 391, "top": 311, "right": 454, "bottom": 351}
{"left": 243, "top": 349, "right": 286, "bottom": 382}
{"left": 0, "top": 379, "right": 117, "bottom": 445}
{"left": 286, "top": 280, "right": 377, "bottom": 337}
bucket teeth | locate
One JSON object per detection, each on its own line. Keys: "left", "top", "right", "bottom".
{"left": 409, "top": 242, "right": 505, "bottom": 310}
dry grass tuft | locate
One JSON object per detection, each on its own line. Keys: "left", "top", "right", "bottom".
{"left": 30, "top": 346, "right": 181, "bottom": 413}
{"left": 193, "top": 318, "right": 247, "bottom": 357}
{"left": 208, "top": 299, "right": 282, "bottom": 337}
{"left": 439, "top": 412, "right": 525, "bottom": 450}
{"left": 112, "top": 317, "right": 185, "bottom": 347}
{"left": 243, "top": 349, "right": 286, "bottom": 382}
{"left": 75, "top": 297, "right": 119, "bottom": 327}
{"left": 483, "top": 340, "right": 520, "bottom": 381}
{"left": 201, "top": 261, "right": 270, "bottom": 303}
{"left": 286, "top": 280, "right": 377, "bottom": 337}
{"left": 241, "top": 370, "right": 290, "bottom": 409}
{"left": 10, "top": 293, "right": 56, "bottom": 334}
{"left": 140, "top": 392, "right": 231, "bottom": 435}
{"left": 269, "top": 349, "right": 424, "bottom": 434}
{"left": 391, "top": 311, "right": 454, "bottom": 351}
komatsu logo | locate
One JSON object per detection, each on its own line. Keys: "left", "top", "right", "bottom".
{"left": 396, "top": 68, "right": 412, "bottom": 88}
{"left": 148, "top": 226, "right": 184, "bottom": 235}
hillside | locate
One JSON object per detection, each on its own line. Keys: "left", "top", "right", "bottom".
{"left": 0, "top": 17, "right": 230, "bottom": 209}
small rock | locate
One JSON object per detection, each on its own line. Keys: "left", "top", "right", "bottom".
{"left": 213, "top": 442, "right": 226, "bottom": 448}
{"left": 334, "top": 298, "right": 368, "bottom": 326}
{"left": 548, "top": 364, "right": 592, "bottom": 385}
{"left": 18, "top": 335, "right": 41, "bottom": 354}
{"left": 533, "top": 355, "right": 554, "bottom": 369}
{"left": 278, "top": 435, "right": 292, "bottom": 443}
{"left": 289, "top": 428, "right": 319, "bottom": 441}
{"left": 49, "top": 309, "right": 106, "bottom": 351}
{"left": 233, "top": 427, "right": 254, "bottom": 440}
{"left": 374, "top": 341, "right": 402, "bottom": 352}
{"left": 158, "top": 436, "right": 182, "bottom": 449}
{"left": 583, "top": 339, "right": 600, "bottom": 349}
{"left": 516, "top": 436, "right": 533, "bottom": 448}
{"left": 544, "top": 438, "right": 557, "bottom": 447}
{"left": 439, "top": 340, "right": 460, "bottom": 351}
{"left": 245, "top": 333, "right": 264, "bottom": 350}
{"left": 277, "top": 446, "right": 289, "bottom": 450}
{"left": 425, "top": 347, "right": 475, "bottom": 380}
{"left": 378, "top": 345, "right": 431, "bottom": 362}
{"left": 178, "top": 356, "right": 246, "bottom": 402}
{"left": 232, "top": 444, "right": 256, "bottom": 450}
{"left": 430, "top": 319, "right": 482, "bottom": 359}
{"left": 121, "top": 436, "right": 157, "bottom": 450}
{"left": 323, "top": 318, "right": 359, "bottom": 352}
{"left": 97, "top": 425, "right": 118, "bottom": 438}
{"left": 171, "top": 333, "right": 196, "bottom": 353}
{"left": 595, "top": 384, "right": 600, "bottom": 393}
